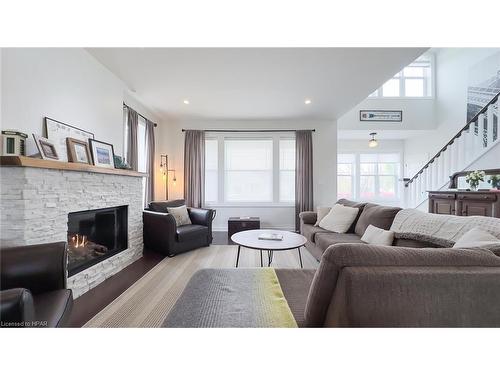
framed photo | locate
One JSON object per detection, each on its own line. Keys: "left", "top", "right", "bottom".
{"left": 44, "top": 117, "right": 94, "bottom": 162}
{"left": 360, "top": 110, "right": 403, "bottom": 122}
{"left": 66, "top": 137, "right": 92, "bottom": 164}
{"left": 89, "top": 139, "right": 115, "bottom": 169}
{"left": 33, "top": 134, "right": 59, "bottom": 160}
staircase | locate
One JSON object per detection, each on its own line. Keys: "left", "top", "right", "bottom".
{"left": 404, "top": 92, "right": 500, "bottom": 209}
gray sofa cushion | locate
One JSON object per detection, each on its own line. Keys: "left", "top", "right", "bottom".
{"left": 315, "top": 232, "right": 364, "bottom": 252}
{"left": 301, "top": 224, "right": 331, "bottom": 244}
{"left": 337, "top": 199, "right": 367, "bottom": 233}
{"left": 354, "top": 203, "right": 402, "bottom": 236}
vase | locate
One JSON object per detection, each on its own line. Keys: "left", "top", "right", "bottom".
{"left": 469, "top": 184, "right": 478, "bottom": 191}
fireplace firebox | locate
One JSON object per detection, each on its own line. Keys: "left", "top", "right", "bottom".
{"left": 67, "top": 205, "right": 128, "bottom": 276}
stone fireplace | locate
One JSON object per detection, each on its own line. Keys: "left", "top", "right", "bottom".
{"left": 0, "top": 157, "right": 146, "bottom": 298}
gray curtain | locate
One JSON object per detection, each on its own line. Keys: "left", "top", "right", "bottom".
{"left": 145, "top": 119, "right": 156, "bottom": 206}
{"left": 126, "top": 108, "right": 139, "bottom": 171}
{"left": 295, "top": 130, "right": 314, "bottom": 231}
{"left": 184, "top": 130, "right": 205, "bottom": 207}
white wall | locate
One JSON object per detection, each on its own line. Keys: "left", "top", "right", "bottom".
{"left": 2, "top": 49, "right": 126, "bottom": 155}
{"left": 1, "top": 48, "right": 164, "bottom": 197}
{"left": 404, "top": 48, "right": 500, "bottom": 177}
{"left": 156, "top": 119, "right": 337, "bottom": 230}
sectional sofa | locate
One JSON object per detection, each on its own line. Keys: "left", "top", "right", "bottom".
{"left": 163, "top": 200, "right": 500, "bottom": 328}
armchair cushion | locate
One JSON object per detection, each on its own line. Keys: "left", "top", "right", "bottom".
{"left": 176, "top": 225, "right": 209, "bottom": 242}
{"left": 166, "top": 205, "right": 192, "bottom": 226}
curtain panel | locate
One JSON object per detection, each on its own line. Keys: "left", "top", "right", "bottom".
{"left": 126, "top": 108, "right": 139, "bottom": 171}
{"left": 184, "top": 130, "right": 205, "bottom": 207}
{"left": 145, "top": 119, "right": 156, "bottom": 206}
{"left": 295, "top": 130, "right": 314, "bottom": 231}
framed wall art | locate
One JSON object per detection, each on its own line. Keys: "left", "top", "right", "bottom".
{"left": 44, "top": 117, "right": 94, "bottom": 162}
{"left": 66, "top": 137, "right": 92, "bottom": 164}
{"left": 33, "top": 134, "right": 59, "bottom": 160}
{"left": 359, "top": 110, "right": 403, "bottom": 122}
{"left": 89, "top": 139, "right": 115, "bottom": 169}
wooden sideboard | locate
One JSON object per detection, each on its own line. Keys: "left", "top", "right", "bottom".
{"left": 428, "top": 191, "right": 500, "bottom": 218}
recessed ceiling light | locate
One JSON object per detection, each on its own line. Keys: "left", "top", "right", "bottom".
{"left": 183, "top": 99, "right": 190, "bottom": 105}
{"left": 304, "top": 99, "right": 312, "bottom": 105}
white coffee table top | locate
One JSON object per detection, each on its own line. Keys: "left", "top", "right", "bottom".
{"left": 231, "top": 229, "right": 307, "bottom": 251}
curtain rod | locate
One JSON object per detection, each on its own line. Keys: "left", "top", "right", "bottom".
{"left": 123, "top": 103, "right": 157, "bottom": 127}
{"left": 181, "top": 129, "right": 315, "bottom": 133}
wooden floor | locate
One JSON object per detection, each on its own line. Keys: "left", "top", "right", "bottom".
{"left": 69, "top": 231, "right": 318, "bottom": 327}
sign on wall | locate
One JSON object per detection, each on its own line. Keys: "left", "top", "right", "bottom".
{"left": 359, "top": 110, "right": 402, "bottom": 122}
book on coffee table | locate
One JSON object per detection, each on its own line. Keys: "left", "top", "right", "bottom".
{"left": 258, "top": 233, "right": 283, "bottom": 241}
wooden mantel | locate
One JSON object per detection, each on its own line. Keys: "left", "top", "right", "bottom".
{"left": 0, "top": 156, "right": 148, "bottom": 177}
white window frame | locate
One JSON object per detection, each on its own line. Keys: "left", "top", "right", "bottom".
{"left": 337, "top": 151, "right": 402, "bottom": 204}
{"left": 368, "top": 57, "right": 434, "bottom": 99}
{"left": 204, "top": 132, "right": 296, "bottom": 207}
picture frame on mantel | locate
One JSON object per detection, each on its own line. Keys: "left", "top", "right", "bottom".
{"left": 89, "top": 139, "right": 116, "bottom": 169}
{"left": 33, "top": 134, "right": 59, "bottom": 160}
{"left": 44, "top": 117, "right": 94, "bottom": 162}
{"left": 66, "top": 137, "right": 92, "bottom": 164}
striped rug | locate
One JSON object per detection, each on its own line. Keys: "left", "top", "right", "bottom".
{"left": 84, "top": 244, "right": 318, "bottom": 327}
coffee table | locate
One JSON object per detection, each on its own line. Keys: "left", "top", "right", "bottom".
{"left": 231, "top": 229, "right": 307, "bottom": 268}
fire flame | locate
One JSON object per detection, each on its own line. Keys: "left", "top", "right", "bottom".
{"left": 71, "top": 234, "right": 87, "bottom": 248}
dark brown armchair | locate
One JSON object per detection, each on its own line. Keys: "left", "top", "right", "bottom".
{"left": 0, "top": 242, "right": 73, "bottom": 328}
{"left": 143, "top": 199, "right": 216, "bottom": 257}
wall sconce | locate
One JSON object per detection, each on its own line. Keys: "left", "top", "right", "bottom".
{"left": 160, "top": 154, "right": 176, "bottom": 200}
{"left": 368, "top": 132, "right": 379, "bottom": 148}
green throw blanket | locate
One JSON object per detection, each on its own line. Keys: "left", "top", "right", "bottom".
{"left": 162, "top": 268, "right": 298, "bottom": 328}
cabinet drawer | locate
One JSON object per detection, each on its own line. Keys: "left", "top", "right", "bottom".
{"left": 457, "top": 194, "right": 497, "bottom": 202}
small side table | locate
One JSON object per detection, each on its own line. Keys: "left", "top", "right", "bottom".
{"left": 228, "top": 217, "right": 260, "bottom": 242}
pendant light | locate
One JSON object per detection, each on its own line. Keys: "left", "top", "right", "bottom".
{"left": 368, "top": 132, "right": 378, "bottom": 148}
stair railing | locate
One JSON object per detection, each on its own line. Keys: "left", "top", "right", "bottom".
{"left": 404, "top": 91, "right": 499, "bottom": 208}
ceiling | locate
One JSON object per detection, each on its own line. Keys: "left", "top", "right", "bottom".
{"left": 87, "top": 48, "right": 428, "bottom": 121}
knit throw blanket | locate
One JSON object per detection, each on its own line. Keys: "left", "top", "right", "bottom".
{"left": 390, "top": 209, "right": 500, "bottom": 247}
{"left": 162, "top": 268, "right": 298, "bottom": 328}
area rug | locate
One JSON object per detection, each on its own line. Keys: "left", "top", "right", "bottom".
{"left": 84, "top": 244, "right": 314, "bottom": 327}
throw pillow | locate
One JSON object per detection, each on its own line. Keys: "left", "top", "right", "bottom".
{"left": 314, "top": 207, "right": 332, "bottom": 226}
{"left": 361, "top": 224, "right": 395, "bottom": 246}
{"left": 166, "top": 205, "right": 192, "bottom": 226}
{"left": 336, "top": 199, "right": 367, "bottom": 233}
{"left": 453, "top": 228, "right": 500, "bottom": 249}
{"left": 354, "top": 203, "right": 402, "bottom": 236}
{"left": 318, "top": 204, "right": 359, "bottom": 233}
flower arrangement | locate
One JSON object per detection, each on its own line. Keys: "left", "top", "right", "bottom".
{"left": 488, "top": 175, "right": 500, "bottom": 190}
{"left": 465, "top": 170, "right": 485, "bottom": 191}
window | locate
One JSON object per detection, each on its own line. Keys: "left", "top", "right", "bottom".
{"left": 204, "top": 133, "right": 296, "bottom": 205}
{"left": 224, "top": 139, "right": 273, "bottom": 202}
{"left": 204, "top": 138, "right": 218, "bottom": 203}
{"left": 337, "top": 154, "right": 355, "bottom": 199}
{"left": 338, "top": 153, "right": 401, "bottom": 203}
{"left": 279, "top": 139, "right": 295, "bottom": 202}
{"left": 369, "top": 59, "right": 432, "bottom": 98}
